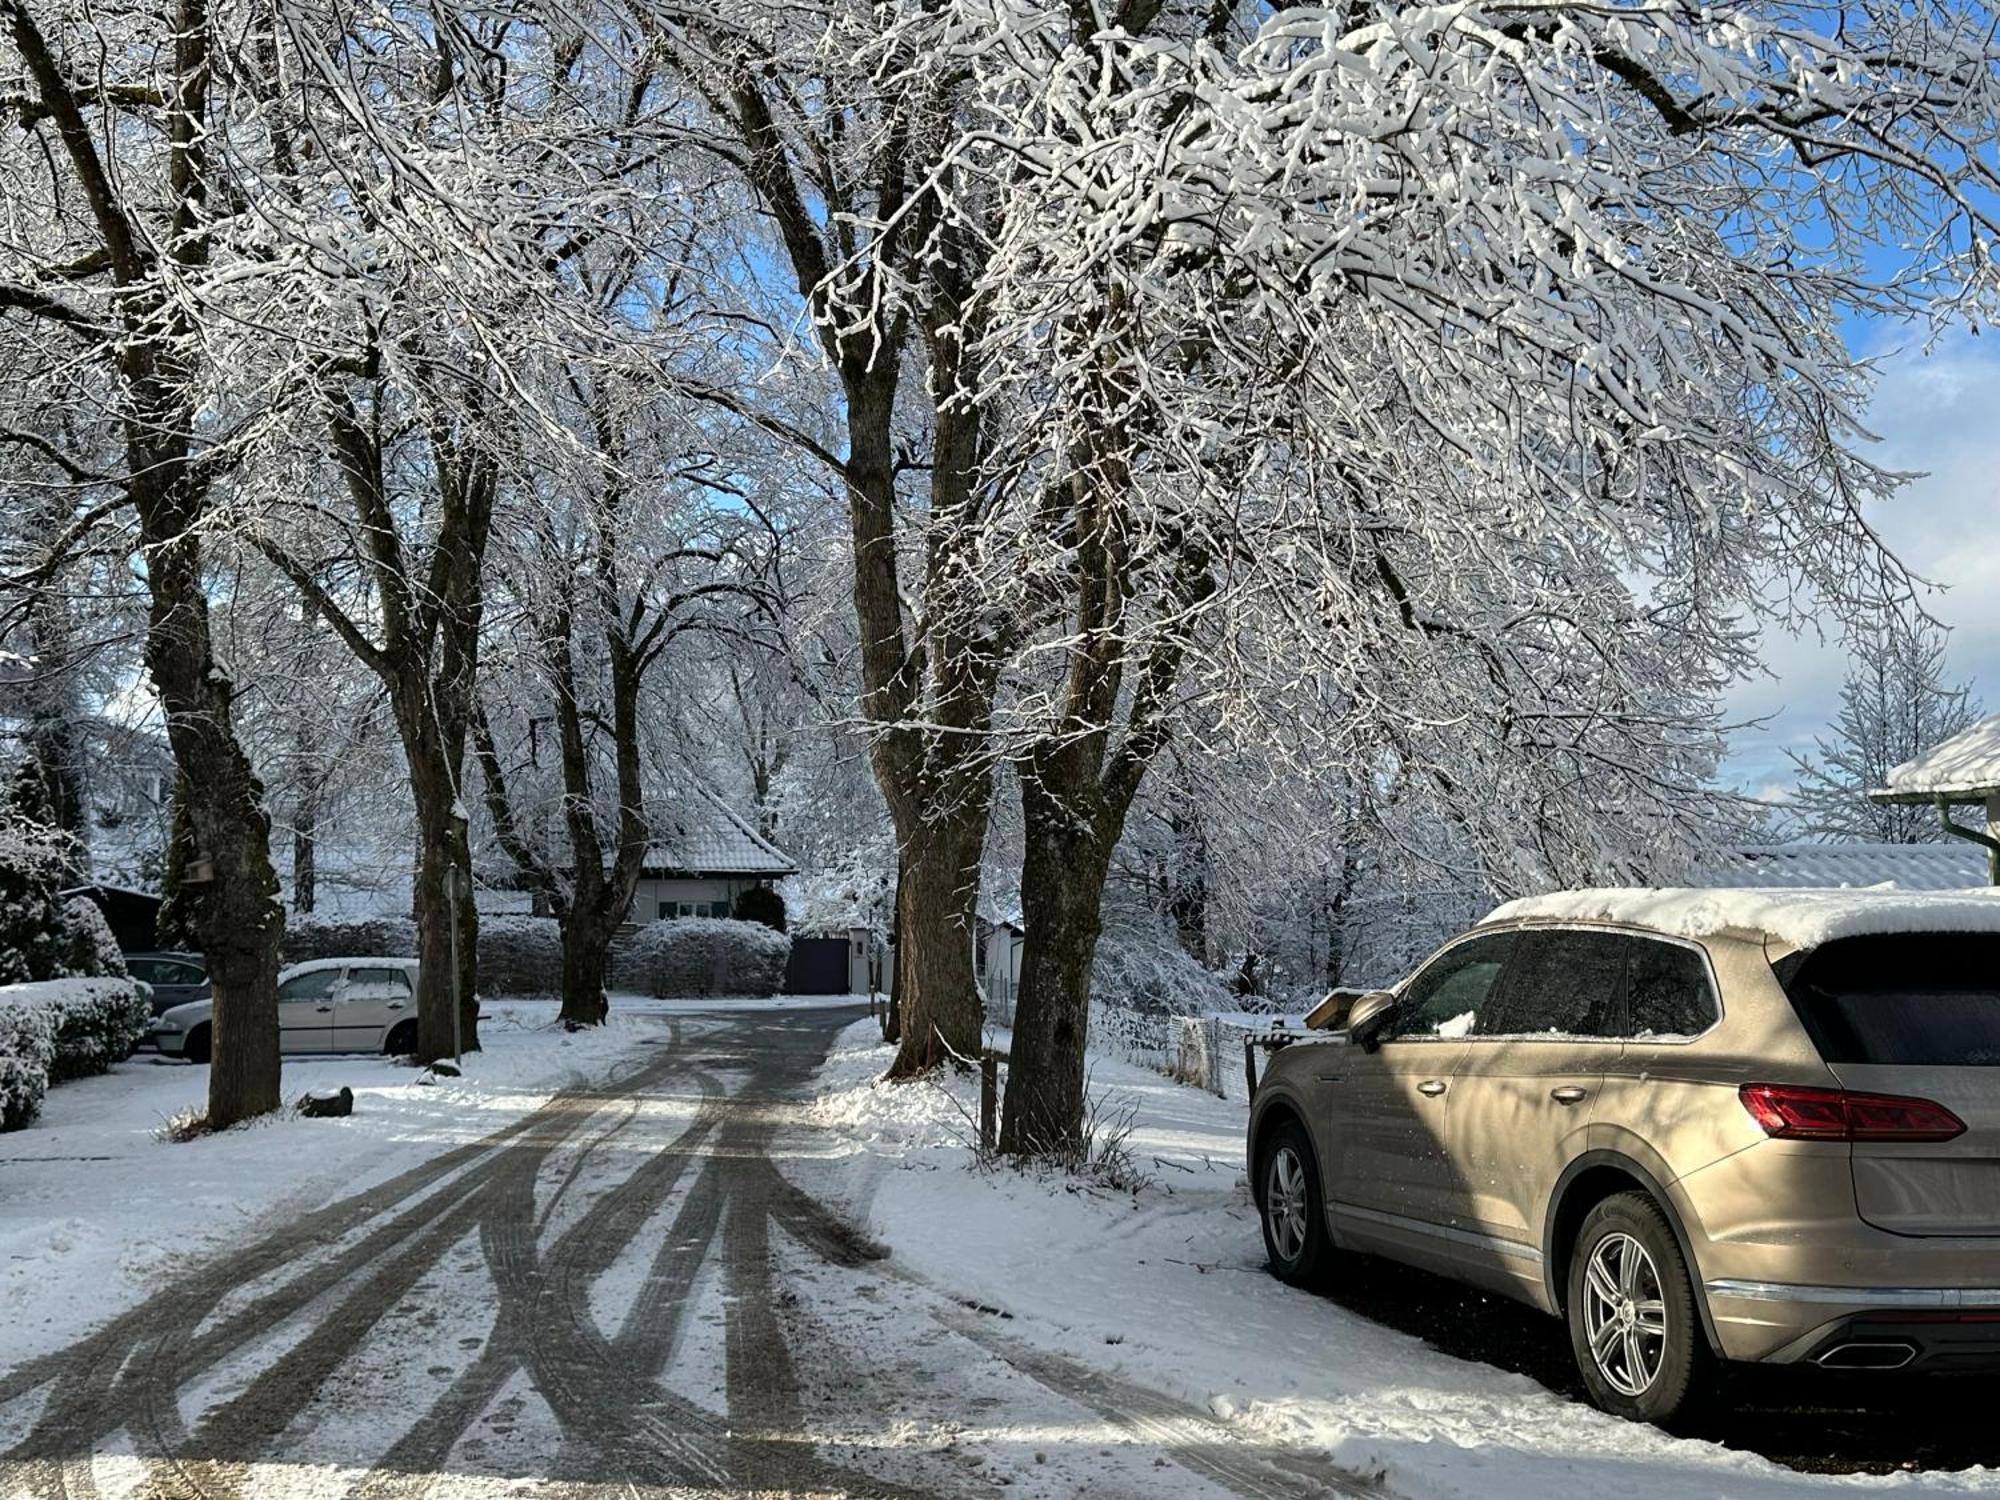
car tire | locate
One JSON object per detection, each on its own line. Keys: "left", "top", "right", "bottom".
{"left": 1256, "top": 1117, "right": 1337, "bottom": 1287}
{"left": 384, "top": 1020, "right": 418, "bottom": 1056}
{"left": 182, "top": 1025, "right": 212, "bottom": 1066}
{"left": 1566, "top": 1192, "right": 1709, "bottom": 1426}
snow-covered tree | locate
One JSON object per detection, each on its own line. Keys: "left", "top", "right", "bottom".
{"left": 916, "top": 0, "right": 2000, "bottom": 1154}
{"left": 1788, "top": 622, "right": 1982, "bottom": 843}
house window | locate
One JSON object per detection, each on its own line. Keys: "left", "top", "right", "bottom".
{"left": 658, "top": 900, "right": 733, "bottom": 920}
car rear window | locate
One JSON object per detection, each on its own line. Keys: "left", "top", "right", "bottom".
{"left": 1781, "top": 934, "right": 2000, "bottom": 1067}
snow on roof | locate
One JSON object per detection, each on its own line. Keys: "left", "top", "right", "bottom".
{"left": 645, "top": 788, "right": 796, "bottom": 877}
{"left": 1691, "top": 843, "right": 1988, "bottom": 892}
{"left": 1483, "top": 886, "right": 2000, "bottom": 951}
{"left": 1875, "top": 713, "right": 2000, "bottom": 802}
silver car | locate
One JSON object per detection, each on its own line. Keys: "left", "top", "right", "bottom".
{"left": 146, "top": 958, "right": 421, "bottom": 1062}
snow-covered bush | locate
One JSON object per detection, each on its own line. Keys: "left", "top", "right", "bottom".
{"left": 282, "top": 914, "right": 419, "bottom": 964}
{"left": 732, "top": 885, "right": 787, "bottom": 933}
{"left": 0, "top": 807, "right": 73, "bottom": 985}
{"left": 56, "top": 896, "right": 126, "bottom": 980}
{"left": 285, "top": 913, "right": 571, "bottom": 994}
{"left": 1090, "top": 931, "right": 1233, "bottom": 1018}
{"left": 0, "top": 1001, "right": 56, "bottom": 1131}
{"left": 620, "top": 918, "right": 790, "bottom": 998}
{"left": 0, "top": 975, "right": 149, "bottom": 1126}
{"left": 29, "top": 977, "right": 152, "bottom": 1082}
{"left": 476, "top": 915, "right": 562, "bottom": 994}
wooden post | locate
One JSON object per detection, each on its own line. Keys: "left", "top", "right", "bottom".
{"left": 1243, "top": 1037, "right": 1259, "bottom": 1100}
{"left": 980, "top": 1052, "right": 998, "bottom": 1152}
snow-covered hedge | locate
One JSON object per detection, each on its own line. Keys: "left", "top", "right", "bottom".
{"left": 1090, "top": 931, "right": 1234, "bottom": 1017}
{"left": 620, "top": 918, "right": 791, "bottom": 998}
{"left": 0, "top": 976, "right": 150, "bottom": 1128}
{"left": 58, "top": 896, "right": 126, "bottom": 981}
{"left": 284, "top": 913, "right": 565, "bottom": 994}
{"left": 475, "top": 916, "right": 562, "bottom": 995}
{"left": 282, "top": 914, "right": 420, "bottom": 964}
{"left": 0, "top": 1002, "right": 56, "bottom": 1131}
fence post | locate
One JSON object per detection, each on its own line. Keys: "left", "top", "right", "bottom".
{"left": 1243, "top": 1036, "right": 1259, "bottom": 1100}
{"left": 980, "top": 1052, "right": 998, "bottom": 1152}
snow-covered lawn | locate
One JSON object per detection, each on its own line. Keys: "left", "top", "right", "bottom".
{"left": 796, "top": 1020, "right": 2000, "bottom": 1498}
{"left": 0, "top": 995, "right": 828, "bottom": 1368}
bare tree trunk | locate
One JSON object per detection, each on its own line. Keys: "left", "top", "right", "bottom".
{"left": 406, "top": 739, "right": 478, "bottom": 1062}
{"left": 884, "top": 811, "right": 986, "bottom": 1075}
{"left": 292, "top": 770, "right": 320, "bottom": 915}
{"left": 1325, "top": 838, "right": 1360, "bottom": 990}
{"left": 559, "top": 906, "right": 613, "bottom": 1029}
{"left": 1167, "top": 778, "right": 1208, "bottom": 964}
{"left": 143, "top": 502, "right": 285, "bottom": 1129}
{"left": 24, "top": 587, "right": 88, "bottom": 879}
{"left": 997, "top": 767, "right": 1117, "bottom": 1157}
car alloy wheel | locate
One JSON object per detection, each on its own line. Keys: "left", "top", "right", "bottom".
{"left": 1581, "top": 1231, "right": 1668, "bottom": 1397}
{"left": 1264, "top": 1145, "right": 1310, "bottom": 1264}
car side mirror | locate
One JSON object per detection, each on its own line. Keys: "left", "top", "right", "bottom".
{"left": 1345, "top": 990, "right": 1398, "bottom": 1052}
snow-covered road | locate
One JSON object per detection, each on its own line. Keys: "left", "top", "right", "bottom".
{"left": 0, "top": 1003, "right": 1387, "bottom": 1499}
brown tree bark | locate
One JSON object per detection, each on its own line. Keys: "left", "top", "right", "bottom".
{"left": 721, "top": 72, "right": 1000, "bottom": 1079}
{"left": 997, "top": 760, "right": 1119, "bottom": 1156}
{"left": 883, "top": 805, "right": 988, "bottom": 1074}
{"left": 265, "top": 397, "right": 494, "bottom": 1062}
{"left": 0, "top": 0, "right": 286, "bottom": 1126}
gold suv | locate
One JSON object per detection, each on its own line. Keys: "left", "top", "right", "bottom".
{"left": 1248, "top": 888, "right": 2000, "bottom": 1424}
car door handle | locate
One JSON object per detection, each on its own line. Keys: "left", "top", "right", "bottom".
{"left": 1315, "top": 1073, "right": 1343, "bottom": 1083}
{"left": 1550, "top": 1086, "right": 1589, "bottom": 1105}
{"left": 313, "top": 1005, "right": 334, "bottom": 1013}
{"left": 1417, "top": 1079, "right": 1448, "bottom": 1097}
{"left": 386, "top": 1000, "right": 407, "bottom": 1010}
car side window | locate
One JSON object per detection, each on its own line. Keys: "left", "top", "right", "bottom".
{"left": 345, "top": 967, "right": 413, "bottom": 998}
{"left": 278, "top": 969, "right": 341, "bottom": 1002}
{"left": 1476, "top": 930, "right": 1627, "bottom": 1038}
{"left": 1625, "top": 939, "right": 1718, "bottom": 1038}
{"left": 1386, "top": 933, "right": 1515, "bottom": 1041}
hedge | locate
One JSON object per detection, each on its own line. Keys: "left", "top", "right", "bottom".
{"left": 282, "top": 913, "right": 564, "bottom": 996}
{"left": 0, "top": 976, "right": 150, "bottom": 1129}
{"left": 0, "top": 1002, "right": 56, "bottom": 1131}
{"left": 282, "top": 914, "right": 419, "bottom": 964}
{"left": 620, "top": 918, "right": 791, "bottom": 998}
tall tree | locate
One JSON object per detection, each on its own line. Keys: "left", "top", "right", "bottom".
{"left": 0, "top": 0, "right": 287, "bottom": 1126}
{"left": 1789, "top": 622, "right": 1982, "bottom": 843}
{"left": 954, "top": 0, "right": 2000, "bottom": 1154}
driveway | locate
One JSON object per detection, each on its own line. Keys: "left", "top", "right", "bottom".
{"left": 0, "top": 1006, "right": 1383, "bottom": 1499}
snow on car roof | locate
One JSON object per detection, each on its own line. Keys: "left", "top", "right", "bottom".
{"left": 1877, "top": 713, "right": 2000, "bottom": 800}
{"left": 1482, "top": 886, "right": 2000, "bottom": 951}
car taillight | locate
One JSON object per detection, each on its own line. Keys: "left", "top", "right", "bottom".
{"left": 1739, "top": 1083, "right": 1966, "bottom": 1143}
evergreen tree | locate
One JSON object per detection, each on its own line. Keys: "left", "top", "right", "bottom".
{"left": 1788, "top": 624, "right": 1982, "bottom": 842}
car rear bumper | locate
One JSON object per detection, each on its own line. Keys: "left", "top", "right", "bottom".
{"left": 1706, "top": 1279, "right": 2000, "bottom": 1367}
{"left": 141, "top": 1030, "right": 188, "bottom": 1057}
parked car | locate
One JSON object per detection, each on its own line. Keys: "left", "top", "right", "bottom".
{"left": 146, "top": 958, "right": 425, "bottom": 1062}
{"left": 123, "top": 951, "right": 210, "bottom": 1016}
{"left": 1248, "top": 890, "right": 2000, "bottom": 1425}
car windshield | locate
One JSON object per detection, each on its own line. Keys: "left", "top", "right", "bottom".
{"left": 1782, "top": 933, "right": 2000, "bottom": 1067}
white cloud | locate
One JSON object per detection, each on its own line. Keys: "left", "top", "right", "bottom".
{"left": 1724, "top": 328, "right": 2000, "bottom": 793}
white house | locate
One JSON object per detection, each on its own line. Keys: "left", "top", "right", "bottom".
{"left": 627, "top": 788, "right": 797, "bottom": 921}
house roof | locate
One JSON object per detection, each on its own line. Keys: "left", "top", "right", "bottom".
{"left": 1691, "top": 842, "right": 1988, "bottom": 892}
{"left": 1872, "top": 714, "right": 2000, "bottom": 804}
{"left": 642, "top": 788, "right": 796, "bottom": 878}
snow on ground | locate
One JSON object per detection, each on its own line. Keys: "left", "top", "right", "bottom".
{"left": 0, "top": 994, "right": 833, "bottom": 1367}
{"left": 794, "top": 1020, "right": 2000, "bottom": 1499}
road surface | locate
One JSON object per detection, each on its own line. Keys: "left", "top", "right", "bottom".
{"left": 0, "top": 1006, "right": 1382, "bottom": 1500}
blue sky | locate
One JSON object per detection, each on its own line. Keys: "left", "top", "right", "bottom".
{"left": 1724, "top": 325, "right": 2000, "bottom": 800}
